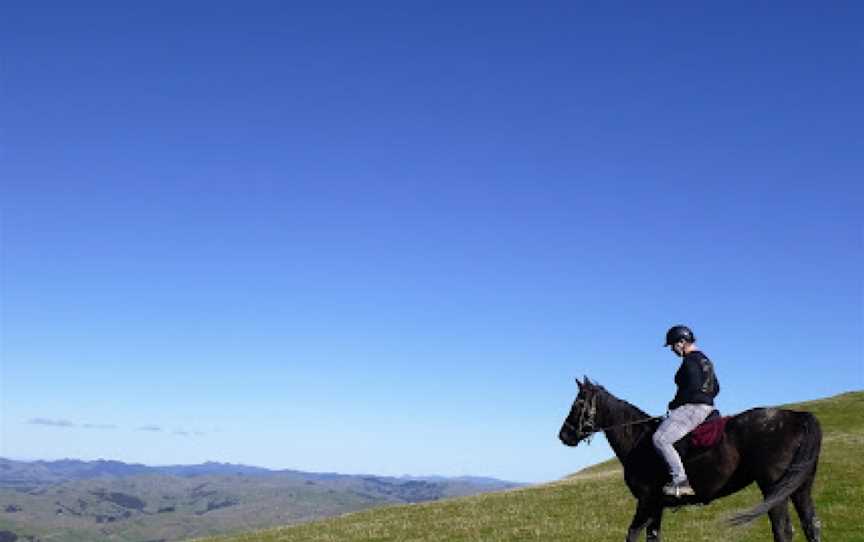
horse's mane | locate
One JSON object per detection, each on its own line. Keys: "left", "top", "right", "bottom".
{"left": 594, "top": 384, "right": 653, "bottom": 421}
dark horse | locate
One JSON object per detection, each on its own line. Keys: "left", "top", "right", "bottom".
{"left": 559, "top": 378, "right": 822, "bottom": 542}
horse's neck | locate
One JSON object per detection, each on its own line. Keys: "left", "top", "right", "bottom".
{"left": 598, "top": 393, "right": 653, "bottom": 460}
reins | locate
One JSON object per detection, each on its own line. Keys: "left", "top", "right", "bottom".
{"left": 592, "top": 415, "right": 663, "bottom": 434}
{"left": 564, "top": 393, "right": 662, "bottom": 444}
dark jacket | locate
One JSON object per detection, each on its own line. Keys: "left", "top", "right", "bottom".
{"left": 668, "top": 350, "right": 720, "bottom": 410}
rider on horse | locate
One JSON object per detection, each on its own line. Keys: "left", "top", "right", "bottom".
{"left": 653, "top": 325, "right": 720, "bottom": 497}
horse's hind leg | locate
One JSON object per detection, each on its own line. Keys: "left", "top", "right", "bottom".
{"left": 791, "top": 481, "right": 821, "bottom": 542}
{"left": 766, "top": 500, "right": 794, "bottom": 542}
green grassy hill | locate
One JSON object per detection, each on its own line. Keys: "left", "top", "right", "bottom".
{"left": 202, "top": 391, "right": 864, "bottom": 542}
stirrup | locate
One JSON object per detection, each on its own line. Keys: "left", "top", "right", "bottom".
{"left": 663, "top": 480, "right": 695, "bottom": 497}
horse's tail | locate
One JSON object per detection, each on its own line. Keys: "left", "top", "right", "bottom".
{"left": 729, "top": 412, "right": 822, "bottom": 525}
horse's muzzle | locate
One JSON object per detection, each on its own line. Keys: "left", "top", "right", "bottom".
{"left": 559, "top": 426, "right": 579, "bottom": 446}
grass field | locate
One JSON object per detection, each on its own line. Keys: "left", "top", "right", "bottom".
{"left": 201, "top": 392, "right": 863, "bottom": 542}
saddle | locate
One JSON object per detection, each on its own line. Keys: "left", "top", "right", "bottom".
{"left": 674, "top": 410, "right": 729, "bottom": 458}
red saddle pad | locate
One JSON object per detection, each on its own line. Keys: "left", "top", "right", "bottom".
{"left": 690, "top": 416, "right": 729, "bottom": 448}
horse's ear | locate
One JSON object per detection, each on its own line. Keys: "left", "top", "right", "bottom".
{"left": 576, "top": 377, "right": 584, "bottom": 390}
{"left": 583, "top": 375, "right": 593, "bottom": 388}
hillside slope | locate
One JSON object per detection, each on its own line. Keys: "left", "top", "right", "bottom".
{"left": 202, "top": 391, "right": 864, "bottom": 542}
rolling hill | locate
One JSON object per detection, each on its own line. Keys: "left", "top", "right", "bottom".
{"left": 0, "top": 461, "right": 519, "bottom": 541}
{"left": 200, "top": 391, "right": 864, "bottom": 542}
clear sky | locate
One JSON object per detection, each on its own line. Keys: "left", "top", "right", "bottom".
{"left": 1, "top": 2, "right": 862, "bottom": 483}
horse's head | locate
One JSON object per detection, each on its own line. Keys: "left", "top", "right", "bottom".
{"left": 559, "top": 376, "right": 603, "bottom": 447}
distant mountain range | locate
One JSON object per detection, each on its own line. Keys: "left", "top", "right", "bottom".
{"left": 0, "top": 458, "right": 523, "bottom": 542}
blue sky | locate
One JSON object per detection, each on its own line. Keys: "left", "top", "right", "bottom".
{"left": 1, "top": 2, "right": 862, "bottom": 483}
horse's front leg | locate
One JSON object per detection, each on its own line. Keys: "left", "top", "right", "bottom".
{"left": 626, "top": 499, "right": 661, "bottom": 542}
{"left": 646, "top": 507, "right": 663, "bottom": 541}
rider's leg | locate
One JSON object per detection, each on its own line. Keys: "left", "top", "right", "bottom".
{"left": 652, "top": 404, "right": 714, "bottom": 487}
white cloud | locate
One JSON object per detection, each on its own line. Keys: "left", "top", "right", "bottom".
{"left": 27, "top": 418, "right": 75, "bottom": 427}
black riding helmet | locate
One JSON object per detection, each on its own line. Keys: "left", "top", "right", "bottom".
{"left": 664, "top": 325, "right": 695, "bottom": 346}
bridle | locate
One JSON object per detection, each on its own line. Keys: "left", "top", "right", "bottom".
{"left": 563, "top": 393, "right": 661, "bottom": 445}
{"left": 562, "top": 394, "right": 599, "bottom": 443}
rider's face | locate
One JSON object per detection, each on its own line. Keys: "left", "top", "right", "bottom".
{"left": 670, "top": 341, "right": 685, "bottom": 357}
